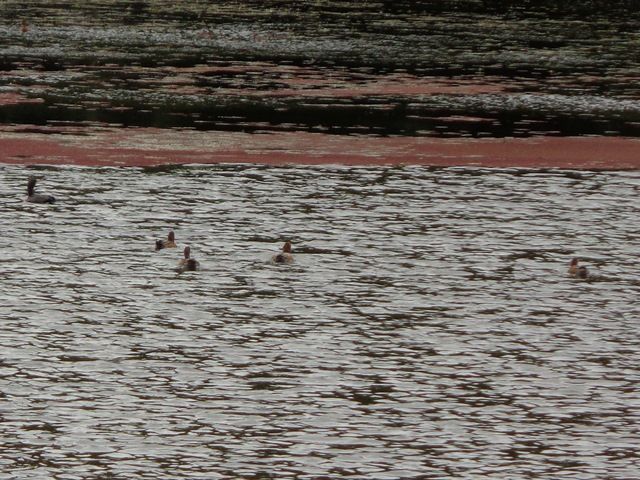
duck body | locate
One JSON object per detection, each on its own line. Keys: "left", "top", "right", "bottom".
{"left": 155, "top": 230, "right": 177, "bottom": 251}
{"left": 179, "top": 258, "right": 200, "bottom": 272}
{"left": 272, "top": 241, "right": 294, "bottom": 264}
{"left": 273, "top": 252, "right": 294, "bottom": 264}
{"left": 576, "top": 266, "right": 589, "bottom": 279}
{"left": 26, "top": 177, "right": 55, "bottom": 204}
{"left": 27, "top": 193, "right": 56, "bottom": 204}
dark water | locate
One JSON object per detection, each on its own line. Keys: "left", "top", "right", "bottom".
{"left": 1, "top": 164, "right": 639, "bottom": 478}
{"left": 2, "top": 1, "right": 640, "bottom": 139}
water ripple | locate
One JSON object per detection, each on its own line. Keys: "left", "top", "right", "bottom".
{"left": 1, "top": 164, "right": 639, "bottom": 479}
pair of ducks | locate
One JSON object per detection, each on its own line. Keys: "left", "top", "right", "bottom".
{"left": 155, "top": 231, "right": 295, "bottom": 273}
{"left": 155, "top": 231, "right": 200, "bottom": 273}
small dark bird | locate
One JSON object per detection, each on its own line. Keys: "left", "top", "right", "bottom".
{"left": 272, "top": 241, "right": 294, "bottom": 264}
{"left": 26, "top": 176, "right": 55, "bottom": 203}
{"left": 177, "top": 246, "right": 200, "bottom": 272}
{"left": 155, "top": 230, "right": 177, "bottom": 251}
{"left": 569, "top": 258, "right": 591, "bottom": 280}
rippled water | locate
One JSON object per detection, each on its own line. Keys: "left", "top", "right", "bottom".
{"left": 1, "top": 164, "right": 639, "bottom": 479}
{"left": 3, "top": 1, "right": 640, "bottom": 139}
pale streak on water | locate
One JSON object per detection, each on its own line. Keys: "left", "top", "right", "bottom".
{"left": 1, "top": 164, "right": 639, "bottom": 479}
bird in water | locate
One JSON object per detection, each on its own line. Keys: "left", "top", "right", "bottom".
{"left": 568, "top": 258, "right": 590, "bottom": 280}
{"left": 177, "top": 246, "right": 200, "bottom": 272}
{"left": 26, "top": 176, "right": 55, "bottom": 203}
{"left": 155, "top": 230, "right": 177, "bottom": 251}
{"left": 272, "top": 241, "right": 294, "bottom": 264}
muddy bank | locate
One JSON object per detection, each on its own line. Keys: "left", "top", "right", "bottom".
{"left": 2, "top": 128, "right": 639, "bottom": 169}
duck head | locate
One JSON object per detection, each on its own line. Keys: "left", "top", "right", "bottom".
{"left": 568, "top": 258, "right": 579, "bottom": 275}
{"left": 283, "top": 241, "right": 292, "bottom": 253}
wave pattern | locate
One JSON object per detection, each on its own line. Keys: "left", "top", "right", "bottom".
{"left": 3, "top": 2, "right": 640, "bottom": 139}
{"left": 1, "top": 164, "right": 639, "bottom": 479}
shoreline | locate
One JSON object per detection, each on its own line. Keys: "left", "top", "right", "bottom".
{"left": 1, "top": 129, "right": 640, "bottom": 170}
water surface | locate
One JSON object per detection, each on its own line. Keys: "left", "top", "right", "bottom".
{"left": 2, "top": 1, "right": 640, "bottom": 138}
{"left": 1, "top": 164, "right": 639, "bottom": 479}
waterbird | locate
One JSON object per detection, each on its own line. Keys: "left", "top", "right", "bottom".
{"left": 155, "top": 230, "right": 177, "bottom": 251}
{"left": 569, "top": 258, "right": 591, "bottom": 280}
{"left": 272, "top": 241, "right": 294, "bottom": 264}
{"left": 26, "top": 176, "right": 55, "bottom": 203}
{"left": 177, "top": 246, "right": 200, "bottom": 272}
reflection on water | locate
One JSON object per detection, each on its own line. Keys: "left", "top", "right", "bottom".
{"left": 1, "top": 164, "right": 639, "bottom": 479}
{"left": 3, "top": 2, "right": 640, "bottom": 138}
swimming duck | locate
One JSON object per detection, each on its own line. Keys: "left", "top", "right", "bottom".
{"left": 26, "top": 176, "right": 55, "bottom": 204}
{"left": 272, "top": 241, "right": 294, "bottom": 264}
{"left": 155, "top": 230, "right": 177, "bottom": 251}
{"left": 177, "top": 246, "right": 200, "bottom": 272}
{"left": 569, "top": 258, "right": 590, "bottom": 280}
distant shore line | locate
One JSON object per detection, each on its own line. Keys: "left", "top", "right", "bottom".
{"left": 1, "top": 130, "right": 639, "bottom": 170}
